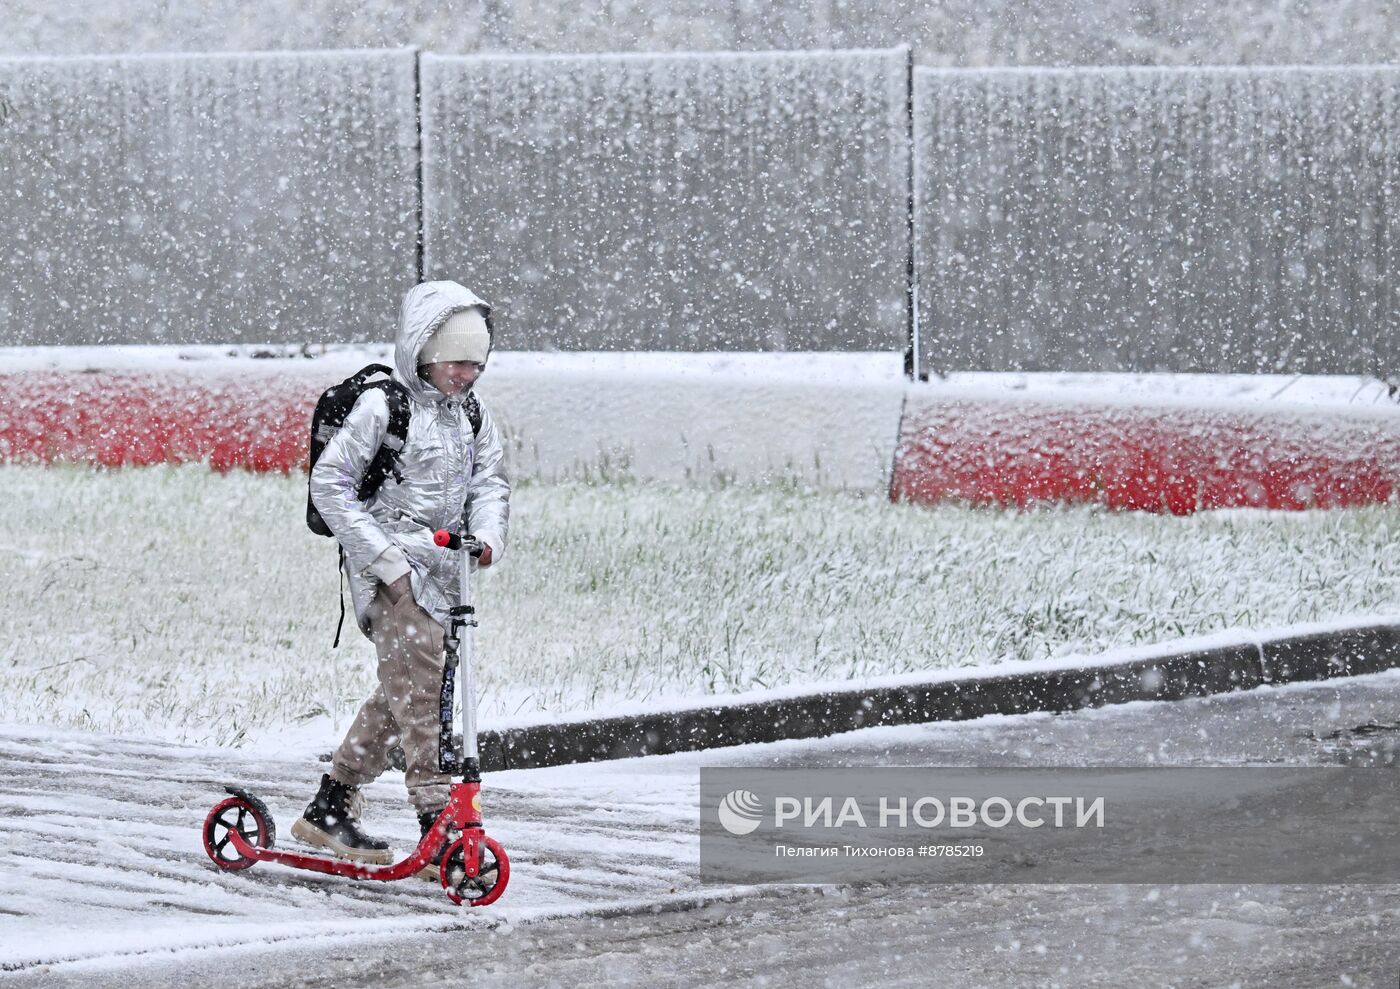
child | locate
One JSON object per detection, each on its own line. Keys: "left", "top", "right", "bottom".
{"left": 294, "top": 280, "right": 510, "bottom": 876}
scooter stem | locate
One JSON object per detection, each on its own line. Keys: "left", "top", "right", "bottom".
{"left": 436, "top": 527, "right": 483, "bottom": 783}
{"left": 457, "top": 532, "right": 481, "bottom": 780}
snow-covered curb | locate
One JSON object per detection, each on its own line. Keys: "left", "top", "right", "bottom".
{"left": 893, "top": 389, "right": 1400, "bottom": 512}
{"left": 468, "top": 618, "right": 1400, "bottom": 769}
{"left": 0, "top": 347, "right": 908, "bottom": 491}
{"left": 4, "top": 347, "right": 1400, "bottom": 504}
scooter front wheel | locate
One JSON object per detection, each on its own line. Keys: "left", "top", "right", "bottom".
{"left": 203, "top": 795, "right": 274, "bottom": 871}
{"left": 441, "top": 833, "right": 510, "bottom": 906}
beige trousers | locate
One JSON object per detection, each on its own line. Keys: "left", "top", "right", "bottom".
{"left": 330, "top": 589, "right": 452, "bottom": 814}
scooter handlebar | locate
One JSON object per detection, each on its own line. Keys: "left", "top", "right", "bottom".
{"left": 434, "top": 529, "right": 484, "bottom": 557}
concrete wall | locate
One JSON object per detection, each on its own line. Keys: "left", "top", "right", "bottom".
{"left": 6, "top": 52, "right": 1400, "bottom": 376}
{"left": 915, "top": 66, "right": 1400, "bottom": 377}
{"left": 421, "top": 49, "right": 912, "bottom": 351}
{"left": 0, "top": 50, "right": 419, "bottom": 346}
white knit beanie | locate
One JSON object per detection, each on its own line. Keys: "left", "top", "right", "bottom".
{"left": 418, "top": 307, "right": 491, "bottom": 366}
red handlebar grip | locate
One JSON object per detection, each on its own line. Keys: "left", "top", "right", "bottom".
{"left": 433, "top": 529, "right": 453, "bottom": 547}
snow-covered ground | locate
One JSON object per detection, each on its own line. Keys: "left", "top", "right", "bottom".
{"left": 5, "top": 670, "right": 1400, "bottom": 986}
{"left": 3, "top": 344, "right": 1396, "bottom": 412}
{"left": 1, "top": 464, "right": 1398, "bottom": 747}
{"left": 0, "top": 344, "right": 906, "bottom": 382}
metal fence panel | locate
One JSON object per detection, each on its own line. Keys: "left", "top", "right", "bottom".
{"left": 915, "top": 66, "right": 1400, "bottom": 376}
{"left": 0, "top": 50, "right": 419, "bottom": 346}
{"left": 423, "top": 49, "right": 911, "bottom": 351}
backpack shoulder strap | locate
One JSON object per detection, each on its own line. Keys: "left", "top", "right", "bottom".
{"left": 465, "top": 392, "right": 483, "bottom": 436}
{"left": 379, "top": 378, "right": 411, "bottom": 452}
{"left": 355, "top": 379, "right": 412, "bottom": 501}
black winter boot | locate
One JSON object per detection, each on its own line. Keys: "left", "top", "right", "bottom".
{"left": 416, "top": 808, "right": 458, "bottom": 882}
{"left": 290, "top": 774, "right": 393, "bottom": 865}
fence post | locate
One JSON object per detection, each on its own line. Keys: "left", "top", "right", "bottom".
{"left": 902, "top": 46, "right": 920, "bottom": 381}
{"left": 414, "top": 48, "right": 425, "bottom": 284}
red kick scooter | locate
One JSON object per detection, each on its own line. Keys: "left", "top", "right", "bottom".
{"left": 202, "top": 531, "right": 511, "bottom": 906}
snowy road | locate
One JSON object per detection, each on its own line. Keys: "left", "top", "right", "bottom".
{"left": 0, "top": 728, "right": 723, "bottom": 974}
{"left": 6, "top": 671, "right": 1400, "bottom": 987}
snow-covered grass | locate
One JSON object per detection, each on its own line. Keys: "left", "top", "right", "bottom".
{"left": 2, "top": 464, "right": 1398, "bottom": 747}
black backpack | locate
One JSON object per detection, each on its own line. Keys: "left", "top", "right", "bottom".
{"left": 306, "top": 364, "right": 412, "bottom": 536}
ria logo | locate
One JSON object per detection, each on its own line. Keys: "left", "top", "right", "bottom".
{"left": 716, "top": 789, "right": 764, "bottom": 836}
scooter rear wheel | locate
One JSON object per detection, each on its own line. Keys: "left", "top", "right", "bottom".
{"left": 441, "top": 834, "right": 510, "bottom": 906}
{"left": 203, "top": 795, "right": 274, "bottom": 871}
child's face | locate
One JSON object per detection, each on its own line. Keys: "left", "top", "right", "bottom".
{"left": 421, "top": 360, "right": 483, "bottom": 397}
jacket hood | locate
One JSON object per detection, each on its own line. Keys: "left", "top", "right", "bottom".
{"left": 393, "top": 281, "right": 493, "bottom": 405}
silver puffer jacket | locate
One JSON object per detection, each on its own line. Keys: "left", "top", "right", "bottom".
{"left": 310, "top": 281, "right": 511, "bottom": 636}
